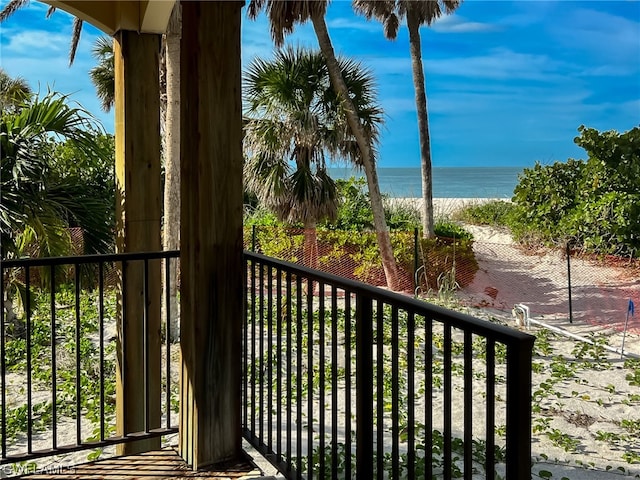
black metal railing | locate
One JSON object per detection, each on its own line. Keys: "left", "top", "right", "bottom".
{"left": 243, "top": 251, "right": 535, "bottom": 480}
{"left": 0, "top": 251, "right": 180, "bottom": 467}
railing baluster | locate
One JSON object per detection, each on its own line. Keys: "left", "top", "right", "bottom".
{"left": 391, "top": 305, "right": 399, "bottom": 479}
{"left": 331, "top": 286, "right": 338, "bottom": 479}
{"left": 318, "top": 281, "right": 326, "bottom": 479}
{"left": 99, "top": 262, "right": 105, "bottom": 441}
{"left": 444, "top": 323, "right": 452, "bottom": 480}
{"left": 165, "top": 256, "right": 171, "bottom": 430}
{"left": 26, "top": 266, "right": 32, "bottom": 453}
{"left": 286, "top": 271, "right": 292, "bottom": 473}
{"left": 50, "top": 264, "right": 57, "bottom": 449}
{"left": 243, "top": 258, "right": 250, "bottom": 433}
{"left": 356, "top": 293, "right": 373, "bottom": 479}
{"left": 143, "top": 259, "right": 150, "bottom": 433}
{"left": 425, "top": 315, "right": 433, "bottom": 480}
{"left": 376, "top": 301, "right": 384, "bottom": 480}
{"left": 259, "top": 262, "right": 264, "bottom": 444}
{"left": 344, "top": 292, "right": 352, "bottom": 480}
{"left": 486, "top": 338, "right": 496, "bottom": 480}
{"left": 276, "top": 267, "right": 283, "bottom": 460}
{"left": 121, "top": 259, "right": 128, "bottom": 436}
{"left": 295, "top": 275, "right": 303, "bottom": 479}
{"left": 250, "top": 258, "right": 257, "bottom": 439}
{"left": 306, "top": 277, "right": 313, "bottom": 480}
{"left": 464, "top": 331, "right": 472, "bottom": 480}
{"left": 407, "top": 311, "right": 415, "bottom": 480}
{"left": 74, "top": 264, "right": 81, "bottom": 445}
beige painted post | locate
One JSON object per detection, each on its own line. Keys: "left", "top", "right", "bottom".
{"left": 114, "top": 30, "right": 163, "bottom": 455}
{"left": 178, "top": 1, "right": 244, "bottom": 468}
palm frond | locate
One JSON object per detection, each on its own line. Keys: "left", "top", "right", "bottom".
{"left": 0, "top": 0, "right": 28, "bottom": 22}
{"left": 1, "top": 91, "right": 111, "bottom": 257}
{"left": 352, "top": 0, "right": 400, "bottom": 39}
{"left": 0, "top": 68, "right": 32, "bottom": 110}
{"left": 243, "top": 46, "right": 381, "bottom": 226}
{"left": 247, "top": 0, "right": 327, "bottom": 46}
{"left": 89, "top": 36, "right": 115, "bottom": 112}
{"left": 68, "top": 17, "right": 83, "bottom": 66}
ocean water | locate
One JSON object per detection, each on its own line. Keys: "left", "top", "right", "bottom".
{"left": 328, "top": 166, "right": 525, "bottom": 198}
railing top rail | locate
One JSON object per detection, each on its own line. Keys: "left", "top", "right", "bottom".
{"left": 245, "top": 250, "right": 535, "bottom": 347}
{"left": 0, "top": 250, "right": 180, "bottom": 268}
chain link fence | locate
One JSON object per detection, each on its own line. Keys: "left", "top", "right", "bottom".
{"left": 244, "top": 225, "right": 640, "bottom": 335}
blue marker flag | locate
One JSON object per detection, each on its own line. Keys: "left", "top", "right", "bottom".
{"left": 629, "top": 300, "right": 635, "bottom": 316}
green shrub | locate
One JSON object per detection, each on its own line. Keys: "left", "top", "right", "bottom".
{"left": 562, "top": 191, "right": 640, "bottom": 256}
{"left": 412, "top": 236, "right": 478, "bottom": 292}
{"left": 454, "top": 200, "right": 516, "bottom": 227}
{"left": 251, "top": 225, "right": 304, "bottom": 263}
{"left": 385, "top": 202, "right": 421, "bottom": 230}
{"left": 508, "top": 126, "right": 640, "bottom": 256}
{"left": 323, "top": 176, "right": 422, "bottom": 230}
{"left": 245, "top": 175, "right": 479, "bottom": 289}
{"left": 324, "top": 177, "right": 374, "bottom": 231}
{"left": 244, "top": 207, "right": 282, "bottom": 227}
{"left": 510, "top": 159, "right": 584, "bottom": 245}
{"left": 433, "top": 220, "right": 473, "bottom": 241}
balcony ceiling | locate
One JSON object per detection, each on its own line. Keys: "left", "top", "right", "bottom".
{"left": 43, "top": 0, "right": 176, "bottom": 35}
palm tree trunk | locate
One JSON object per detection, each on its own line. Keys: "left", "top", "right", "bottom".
{"left": 310, "top": 14, "right": 400, "bottom": 291}
{"left": 163, "top": 2, "right": 181, "bottom": 342}
{"left": 407, "top": 7, "right": 435, "bottom": 239}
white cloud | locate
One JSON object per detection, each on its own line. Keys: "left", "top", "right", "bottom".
{"left": 424, "top": 48, "right": 574, "bottom": 82}
{"left": 328, "top": 17, "right": 382, "bottom": 33}
{"left": 2, "top": 29, "right": 67, "bottom": 55}
{"left": 431, "top": 14, "right": 498, "bottom": 34}
{"left": 550, "top": 7, "right": 640, "bottom": 62}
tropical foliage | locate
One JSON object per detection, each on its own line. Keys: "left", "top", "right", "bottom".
{"left": 247, "top": 0, "right": 401, "bottom": 290}
{"left": 244, "top": 47, "right": 383, "bottom": 267}
{"left": 457, "top": 126, "right": 640, "bottom": 257}
{"left": 0, "top": 67, "right": 31, "bottom": 112}
{"left": 246, "top": 177, "right": 478, "bottom": 292}
{"left": 89, "top": 36, "right": 115, "bottom": 112}
{"left": 0, "top": 90, "right": 113, "bottom": 259}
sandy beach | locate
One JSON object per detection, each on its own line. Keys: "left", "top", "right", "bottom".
{"left": 385, "top": 196, "right": 503, "bottom": 220}
{"left": 385, "top": 197, "right": 640, "bottom": 479}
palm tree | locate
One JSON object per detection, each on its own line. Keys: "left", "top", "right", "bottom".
{"left": 244, "top": 47, "right": 384, "bottom": 268}
{"left": 161, "top": 3, "right": 181, "bottom": 342}
{"left": 89, "top": 36, "right": 115, "bottom": 112}
{"left": 0, "top": 90, "right": 111, "bottom": 259}
{"left": 353, "top": 0, "right": 461, "bottom": 238}
{"left": 0, "top": 68, "right": 31, "bottom": 112}
{"left": 247, "top": 0, "right": 400, "bottom": 290}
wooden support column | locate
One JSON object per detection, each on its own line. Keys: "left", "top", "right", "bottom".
{"left": 179, "top": 1, "right": 244, "bottom": 469}
{"left": 114, "top": 30, "right": 162, "bottom": 455}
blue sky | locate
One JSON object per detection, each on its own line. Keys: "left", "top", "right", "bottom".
{"left": 1, "top": 0, "right": 638, "bottom": 168}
